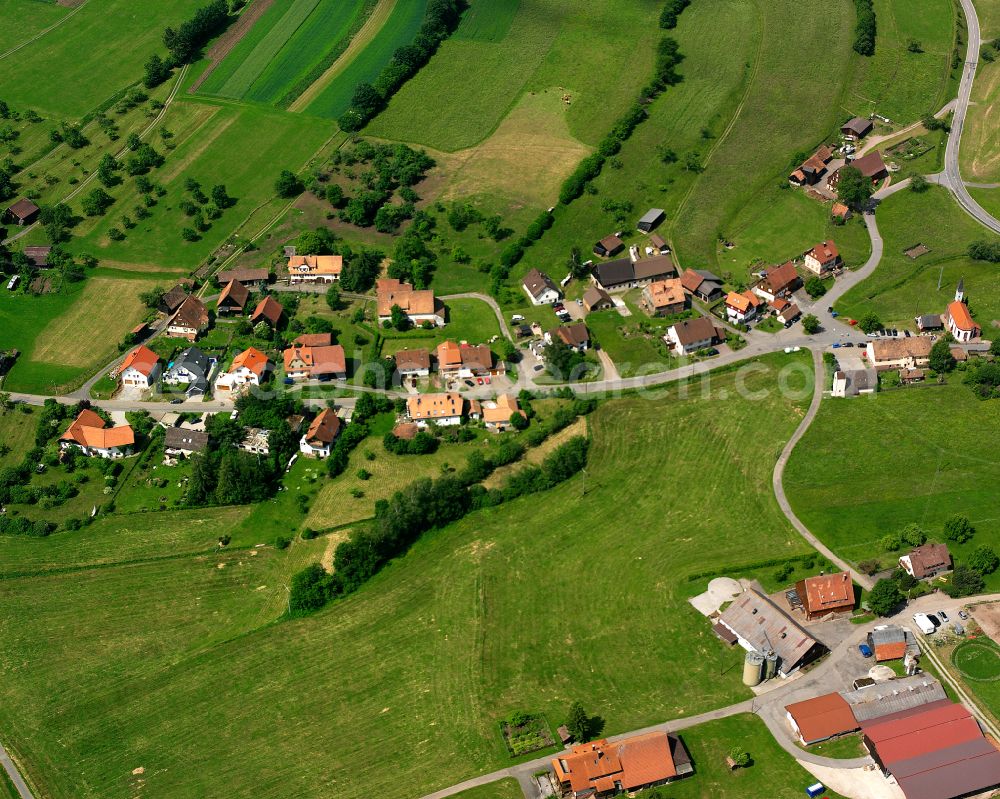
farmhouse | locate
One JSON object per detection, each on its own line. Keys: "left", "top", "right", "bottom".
{"left": 299, "top": 408, "right": 341, "bottom": 458}
{"left": 794, "top": 571, "right": 855, "bottom": 621}
{"left": 785, "top": 693, "right": 859, "bottom": 745}
{"left": 830, "top": 152, "right": 888, "bottom": 191}
{"left": 592, "top": 254, "right": 675, "bottom": 291}
{"left": 946, "top": 300, "right": 980, "bottom": 342}
{"left": 861, "top": 700, "right": 1000, "bottom": 799}
{"left": 899, "top": 543, "right": 951, "bottom": 580}
{"left": 546, "top": 323, "right": 590, "bottom": 352}
{"left": 593, "top": 234, "right": 624, "bottom": 258}
{"left": 163, "top": 346, "right": 211, "bottom": 393}
{"left": 249, "top": 296, "right": 284, "bottom": 329}
{"left": 664, "top": 316, "right": 724, "bottom": 356}
{"left": 282, "top": 342, "right": 347, "bottom": 381}
{"left": 376, "top": 279, "right": 445, "bottom": 327}
{"left": 841, "top": 117, "right": 873, "bottom": 140}
{"left": 435, "top": 341, "right": 498, "bottom": 378}
{"left": 679, "top": 268, "right": 724, "bottom": 302}
{"left": 640, "top": 278, "right": 687, "bottom": 317}
{"left": 725, "top": 290, "right": 763, "bottom": 324}
{"left": 832, "top": 368, "right": 877, "bottom": 397}
{"left": 551, "top": 732, "right": 692, "bottom": 798}
{"left": 789, "top": 147, "right": 834, "bottom": 186}
{"left": 118, "top": 345, "right": 161, "bottom": 390}
{"left": 637, "top": 208, "right": 665, "bottom": 232}
{"left": 866, "top": 338, "right": 932, "bottom": 371}
{"left": 753, "top": 261, "right": 801, "bottom": 302}
{"left": 60, "top": 409, "right": 134, "bottom": 459}
{"left": 522, "top": 268, "right": 562, "bottom": 305}
{"left": 583, "top": 285, "right": 614, "bottom": 313}
{"left": 23, "top": 246, "right": 51, "bottom": 267}
{"left": 287, "top": 254, "right": 342, "bottom": 284}
{"left": 715, "top": 589, "right": 822, "bottom": 676}
{"left": 166, "top": 295, "right": 210, "bottom": 341}
{"left": 159, "top": 284, "right": 190, "bottom": 315}
{"left": 407, "top": 393, "right": 463, "bottom": 426}
{"left": 5, "top": 198, "right": 40, "bottom": 226}
{"left": 866, "top": 625, "right": 918, "bottom": 663}
{"left": 215, "top": 267, "right": 268, "bottom": 287}
{"left": 482, "top": 394, "right": 525, "bottom": 432}
{"left": 164, "top": 427, "right": 209, "bottom": 457}
{"left": 395, "top": 348, "right": 431, "bottom": 378}
{"left": 214, "top": 347, "right": 271, "bottom": 397}
{"left": 217, "top": 279, "right": 249, "bottom": 316}
{"left": 803, "top": 241, "right": 841, "bottom": 275}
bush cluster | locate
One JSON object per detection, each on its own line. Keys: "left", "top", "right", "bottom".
{"left": 853, "top": 0, "right": 876, "bottom": 56}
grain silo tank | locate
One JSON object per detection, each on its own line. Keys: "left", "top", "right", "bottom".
{"left": 764, "top": 651, "right": 779, "bottom": 679}
{"left": 743, "top": 651, "right": 764, "bottom": 686}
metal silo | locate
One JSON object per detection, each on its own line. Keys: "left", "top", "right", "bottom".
{"left": 764, "top": 650, "right": 779, "bottom": 679}
{"left": 742, "top": 651, "right": 764, "bottom": 686}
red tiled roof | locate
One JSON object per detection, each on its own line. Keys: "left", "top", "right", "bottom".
{"left": 120, "top": 345, "right": 159, "bottom": 377}
{"left": 304, "top": 408, "right": 341, "bottom": 445}
{"left": 785, "top": 692, "right": 859, "bottom": 743}
{"left": 552, "top": 733, "right": 678, "bottom": 794}
{"left": 874, "top": 642, "right": 908, "bottom": 662}
{"left": 802, "top": 571, "right": 854, "bottom": 613}
{"left": 863, "top": 703, "right": 983, "bottom": 766}
{"left": 250, "top": 296, "right": 283, "bottom": 326}
{"left": 948, "top": 301, "right": 977, "bottom": 332}
{"left": 230, "top": 347, "right": 270, "bottom": 378}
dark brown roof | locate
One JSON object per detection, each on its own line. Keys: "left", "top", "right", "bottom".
{"left": 217, "top": 279, "right": 249, "bottom": 309}
{"left": 250, "top": 296, "right": 283, "bottom": 326}
{"left": 169, "top": 295, "right": 209, "bottom": 331}
{"left": 164, "top": 427, "right": 209, "bottom": 453}
{"left": 763, "top": 261, "right": 800, "bottom": 294}
{"left": 851, "top": 150, "right": 887, "bottom": 179}
{"left": 23, "top": 246, "right": 51, "bottom": 267}
{"left": 161, "top": 284, "right": 190, "bottom": 313}
{"left": 7, "top": 198, "right": 39, "bottom": 221}
{"left": 842, "top": 117, "right": 873, "bottom": 136}
{"left": 596, "top": 234, "right": 624, "bottom": 254}
{"left": 593, "top": 257, "right": 635, "bottom": 288}
{"left": 522, "top": 268, "right": 559, "bottom": 300}
{"left": 395, "top": 348, "right": 431, "bottom": 372}
{"left": 583, "top": 285, "right": 612, "bottom": 310}
{"left": 551, "top": 323, "right": 589, "bottom": 347}
{"left": 216, "top": 267, "right": 268, "bottom": 284}
{"left": 632, "top": 254, "right": 676, "bottom": 281}
{"left": 905, "top": 543, "right": 951, "bottom": 578}
{"left": 670, "top": 316, "right": 722, "bottom": 346}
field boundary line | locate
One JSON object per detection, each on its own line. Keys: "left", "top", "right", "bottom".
{"left": 288, "top": 0, "right": 397, "bottom": 112}
{"left": 0, "top": 0, "right": 90, "bottom": 61}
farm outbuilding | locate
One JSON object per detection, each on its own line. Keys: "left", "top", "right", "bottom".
{"left": 6, "top": 198, "right": 40, "bottom": 226}
{"left": 636, "top": 208, "right": 665, "bottom": 232}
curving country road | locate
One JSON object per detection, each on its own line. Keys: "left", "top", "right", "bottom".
{"left": 0, "top": 741, "right": 35, "bottom": 799}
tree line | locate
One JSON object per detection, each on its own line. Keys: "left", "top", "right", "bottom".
{"left": 853, "top": 0, "right": 876, "bottom": 56}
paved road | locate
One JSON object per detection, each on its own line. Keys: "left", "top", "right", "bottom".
{"left": 0, "top": 741, "right": 34, "bottom": 799}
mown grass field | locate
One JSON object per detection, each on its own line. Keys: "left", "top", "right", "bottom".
{"left": 303, "top": 0, "right": 428, "bottom": 118}
{"left": 0, "top": 352, "right": 814, "bottom": 799}
{"left": 784, "top": 381, "right": 1000, "bottom": 588}
{"left": 377, "top": 297, "right": 501, "bottom": 357}
{"left": 0, "top": 0, "right": 205, "bottom": 118}
{"left": 961, "top": 56, "right": 1000, "bottom": 182}
{"left": 451, "top": 779, "right": 522, "bottom": 799}
{"left": 0, "top": 408, "right": 36, "bottom": 469}
{"left": 834, "top": 185, "right": 1000, "bottom": 328}
{"left": 850, "top": 0, "right": 957, "bottom": 124}
{"left": 0, "top": 0, "right": 68, "bottom": 54}
{"left": 71, "top": 100, "right": 330, "bottom": 270}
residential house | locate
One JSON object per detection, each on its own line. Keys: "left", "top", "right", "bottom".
{"left": 679, "top": 268, "right": 724, "bottom": 302}
{"left": 215, "top": 267, "right": 269, "bottom": 288}
{"left": 832, "top": 368, "right": 877, "bottom": 397}
{"left": 861, "top": 701, "right": 1000, "bottom": 799}
{"left": 217, "top": 279, "right": 249, "bottom": 316}
{"left": 299, "top": 408, "right": 341, "bottom": 458}
{"left": 163, "top": 346, "right": 211, "bottom": 393}
{"left": 407, "top": 393, "right": 464, "bottom": 426}
{"left": 159, "top": 284, "right": 190, "bottom": 315}
{"left": 582, "top": 285, "right": 614, "bottom": 313}
{"left": 240, "top": 428, "right": 270, "bottom": 455}
{"left": 777, "top": 302, "right": 801, "bottom": 325}
{"left": 866, "top": 625, "right": 918, "bottom": 663}
{"left": 164, "top": 427, "right": 209, "bottom": 457}
{"left": 23, "top": 246, "right": 51, "bottom": 267}
{"left": 841, "top": 117, "right": 873, "bottom": 141}
{"left": 593, "top": 234, "right": 624, "bottom": 257}
{"left": 866, "top": 338, "right": 932, "bottom": 371}
{"left": 899, "top": 543, "right": 951, "bottom": 580}
{"left": 803, "top": 241, "right": 841, "bottom": 275}
{"left": 551, "top": 733, "right": 692, "bottom": 798}
{"left": 664, "top": 316, "right": 724, "bottom": 356}
{"left": 637, "top": 208, "right": 665, "bottom": 232}
{"left": 546, "top": 323, "right": 590, "bottom": 352}
{"left": 59, "top": 409, "right": 134, "bottom": 459}
{"left": 118, "top": 345, "right": 161, "bottom": 390}
{"left": 435, "top": 340, "right": 498, "bottom": 378}
{"left": 640, "top": 278, "right": 687, "bottom": 317}
{"left": 753, "top": 261, "right": 801, "bottom": 302}
{"left": 395, "top": 348, "right": 431, "bottom": 379}
{"left": 785, "top": 693, "right": 859, "bottom": 745}
{"left": 5, "top": 198, "right": 40, "bottom": 226}
{"left": 829, "top": 150, "right": 888, "bottom": 190}
{"left": 249, "top": 296, "right": 284, "bottom": 329}
{"left": 789, "top": 147, "right": 834, "bottom": 186}
{"left": 725, "top": 290, "right": 763, "bottom": 324}
{"left": 794, "top": 571, "right": 855, "bottom": 621}
{"left": 287, "top": 254, "right": 342, "bottom": 284}
{"left": 947, "top": 300, "right": 980, "bottom": 342}
{"left": 482, "top": 394, "right": 525, "bottom": 432}
{"left": 282, "top": 342, "right": 347, "bottom": 381}
{"left": 592, "top": 254, "right": 675, "bottom": 292}
{"left": 214, "top": 347, "right": 271, "bottom": 397}
{"left": 714, "top": 589, "right": 823, "bottom": 676}
{"left": 376, "top": 278, "right": 445, "bottom": 327}
{"left": 915, "top": 314, "right": 944, "bottom": 332}
{"left": 831, "top": 202, "right": 852, "bottom": 221}
{"left": 521, "top": 268, "right": 562, "bottom": 305}
{"left": 166, "top": 295, "right": 209, "bottom": 341}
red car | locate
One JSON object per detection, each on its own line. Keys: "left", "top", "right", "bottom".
{"left": 848, "top": 319, "right": 858, "bottom": 326}
{"left": 476, "top": 377, "right": 484, "bottom": 385}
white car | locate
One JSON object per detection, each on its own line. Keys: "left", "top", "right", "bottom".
{"left": 912, "top": 613, "right": 935, "bottom": 635}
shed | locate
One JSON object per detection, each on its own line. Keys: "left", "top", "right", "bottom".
{"left": 841, "top": 117, "right": 873, "bottom": 140}
{"left": 637, "top": 208, "right": 665, "bottom": 232}
{"left": 6, "top": 198, "right": 40, "bottom": 225}
{"left": 593, "top": 234, "right": 624, "bottom": 258}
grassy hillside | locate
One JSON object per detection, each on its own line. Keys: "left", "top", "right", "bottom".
{"left": 784, "top": 381, "right": 1000, "bottom": 588}
{"left": 0, "top": 0, "right": 206, "bottom": 118}
{"left": 0, "top": 0, "right": 68, "bottom": 54}
{"left": 961, "top": 56, "right": 1000, "bottom": 182}
{"left": 834, "top": 185, "right": 1000, "bottom": 329}
{"left": 0, "top": 353, "right": 814, "bottom": 799}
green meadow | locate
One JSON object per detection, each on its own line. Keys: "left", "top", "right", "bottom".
{"left": 0, "top": 0, "right": 68, "bottom": 54}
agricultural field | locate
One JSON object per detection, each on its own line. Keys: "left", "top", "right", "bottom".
{"left": 961, "top": 57, "right": 1000, "bottom": 182}
{"left": 71, "top": 100, "right": 331, "bottom": 270}
{"left": 849, "top": 0, "right": 958, "bottom": 125}
{"left": 450, "top": 779, "right": 522, "bottom": 799}
{"left": 0, "top": 0, "right": 206, "bottom": 118}
{"left": 0, "top": 0, "right": 68, "bottom": 55}
{"left": 196, "top": 0, "right": 372, "bottom": 107}
{"left": 784, "top": 381, "right": 1000, "bottom": 588}
{"left": 0, "top": 352, "right": 814, "bottom": 799}
{"left": 0, "top": 275, "right": 156, "bottom": 394}
{"left": 833, "top": 185, "right": 1000, "bottom": 328}
{"left": 302, "top": 0, "right": 428, "bottom": 118}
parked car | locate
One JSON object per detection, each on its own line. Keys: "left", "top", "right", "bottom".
{"left": 926, "top": 613, "right": 940, "bottom": 628}
{"left": 464, "top": 379, "right": 475, "bottom": 387}
{"left": 705, "top": 347, "right": 719, "bottom": 356}
{"left": 938, "top": 610, "right": 950, "bottom": 623}
{"left": 832, "top": 342, "right": 841, "bottom": 349}
{"left": 511, "top": 314, "right": 525, "bottom": 322}
{"left": 959, "top": 610, "right": 969, "bottom": 620}
{"left": 842, "top": 342, "right": 854, "bottom": 347}
{"left": 170, "top": 398, "right": 184, "bottom": 404}
{"left": 476, "top": 377, "right": 484, "bottom": 385}
{"left": 858, "top": 643, "right": 873, "bottom": 658}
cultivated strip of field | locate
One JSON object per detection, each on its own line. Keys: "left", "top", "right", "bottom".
{"left": 288, "top": 0, "right": 395, "bottom": 112}
{"left": 188, "top": 0, "right": 278, "bottom": 94}
{"left": 302, "top": 0, "right": 427, "bottom": 118}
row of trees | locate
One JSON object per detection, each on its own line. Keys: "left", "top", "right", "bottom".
{"left": 853, "top": 0, "right": 876, "bottom": 56}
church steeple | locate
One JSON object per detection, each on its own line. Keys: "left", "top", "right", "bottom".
{"left": 955, "top": 278, "right": 965, "bottom": 303}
